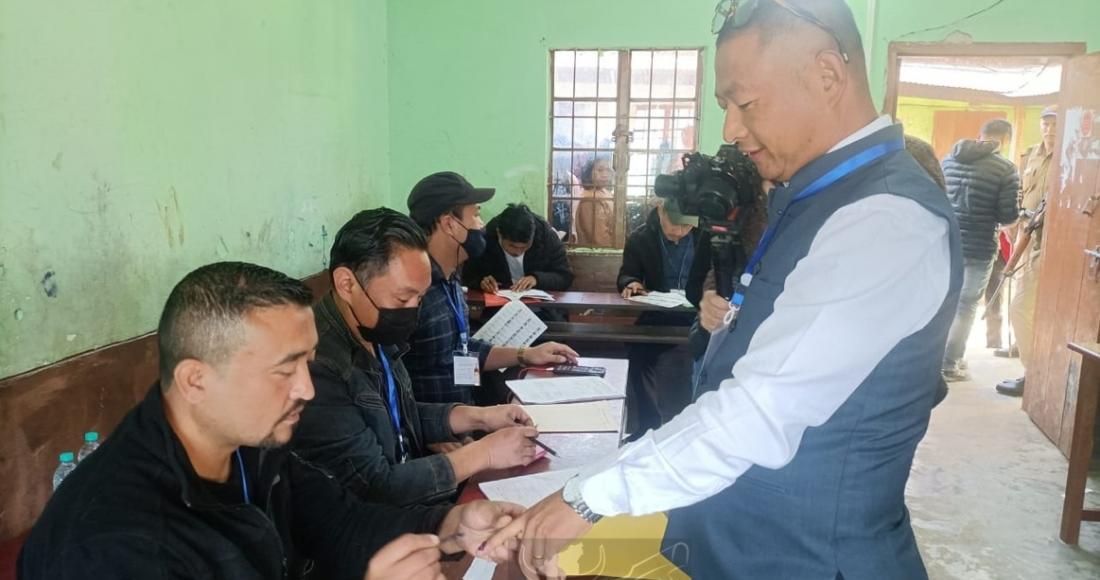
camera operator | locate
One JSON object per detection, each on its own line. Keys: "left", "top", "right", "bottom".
{"left": 618, "top": 198, "right": 709, "bottom": 438}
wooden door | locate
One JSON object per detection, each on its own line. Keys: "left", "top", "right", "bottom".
{"left": 931, "top": 110, "right": 1007, "bottom": 161}
{"left": 1023, "top": 53, "right": 1100, "bottom": 455}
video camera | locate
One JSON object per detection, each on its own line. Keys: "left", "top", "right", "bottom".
{"left": 654, "top": 144, "right": 761, "bottom": 225}
{"left": 653, "top": 145, "right": 762, "bottom": 298}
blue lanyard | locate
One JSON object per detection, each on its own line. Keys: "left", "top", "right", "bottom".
{"left": 234, "top": 449, "right": 250, "bottom": 505}
{"left": 732, "top": 138, "right": 905, "bottom": 309}
{"left": 441, "top": 280, "right": 469, "bottom": 354}
{"left": 376, "top": 346, "right": 409, "bottom": 463}
{"left": 660, "top": 231, "right": 695, "bottom": 290}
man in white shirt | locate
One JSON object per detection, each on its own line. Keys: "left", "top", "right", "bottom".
{"left": 482, "top": 2, "right": 961, "bottom": 578}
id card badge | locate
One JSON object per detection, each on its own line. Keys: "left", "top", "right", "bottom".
{"left": 452, "top": 351, "right": 481, "bottom": 386}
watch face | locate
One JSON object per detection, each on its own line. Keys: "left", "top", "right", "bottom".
{"left": 562, "top": 476, "right": 580, "bottom": 503}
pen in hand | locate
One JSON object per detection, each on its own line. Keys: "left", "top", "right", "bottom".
{"left": 528, "top": 436, "right": 558, "bottom": 457}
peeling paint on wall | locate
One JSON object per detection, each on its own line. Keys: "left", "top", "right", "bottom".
{"left": 40, "top": 271, "right": 58, "bottom": 298}
{"left": 0, "top": 0, "right": 393, "bottom": 378}
{"left": 155, "top": 187, "right": 185, "bottom": 249}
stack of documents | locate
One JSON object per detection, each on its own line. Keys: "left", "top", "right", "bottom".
{"left": 479, "top": 468, "right": 580, "bottom": 508}
{"left": 505, "top": 376, "right": 625, "bottom": 404}
{"left": 521, "top": 401, "right": 620, "bottom": 432}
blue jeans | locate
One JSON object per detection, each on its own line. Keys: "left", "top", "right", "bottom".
{"left": 943, "top": 256, "right": 996, "bottom": 370}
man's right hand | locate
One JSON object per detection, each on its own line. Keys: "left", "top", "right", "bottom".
{"left": 479, "top": 425, "right": 539, "bottom": 469}
{"left": 364, "top": 533, "right": 444, "bottom": 580}
{"left": 700, "top": 290, "right": 731, "bottom": 332}
{"left": 481, "top": 276, "right": 500, "bottom": 293}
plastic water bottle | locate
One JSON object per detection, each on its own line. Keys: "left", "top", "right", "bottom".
{"left": 52, "top": 452, "right": 77, "bottom": 491}
{"left": 77, "top": 431, "right": 100, "bottom": 462}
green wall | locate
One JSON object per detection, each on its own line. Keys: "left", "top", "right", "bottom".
{"left": 387, "top": 0, "right": 1099, "bottom": 216}
{"left": 0, "top": 0, "right": 391, "bottom": 378}
{"left": 386, "top": 0, "right": 720, "bottom": 215}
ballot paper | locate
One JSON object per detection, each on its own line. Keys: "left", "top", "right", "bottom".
{"left": 496, "top": 289, "right": 555, "bottom": 302}
{"left": 479, "top": 468, "right": 580, "bottom": 508}
{"left": 472, "top": 299, "right": 547, "bottom": 347}
{"left": 627, "top": 290, "right": 693, "bottom": 309}
{"left": 463, "top": 557, "right": 497, "bottom": 580}
{"left": 522, "top": 401, "right": 620, "bottom": 432}
{"left": 505, "top": 376, "right": 624, "bottom": 404}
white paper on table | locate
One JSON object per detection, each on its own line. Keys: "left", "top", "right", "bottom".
{"left": 505, "top": 376, "right": 624, "bottom": 404}
{"left": 627, "top": 291, "right": 693, "bottom": 309}
{"left": 479, "top": 468, "right": 580, "bottom": 508}
{"left": 522, "top": 401, "right": 620, "bottom": 432}
{"left": 463, "top": 557, "right": 498, "bottom": 580}
{"left": 472, "top": 299, "right": 547, "bottom": 348}
{"left": 496, "top": 289, "right": 555, "bottom": 302}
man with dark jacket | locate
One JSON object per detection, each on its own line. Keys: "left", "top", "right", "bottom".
{"left": 292, "top": 209, "right": 539, "bottom": 508}
{"left": 941, "top": 119, "right": 1020, "bottom": 381}
{"left": 404, "top": 172, "right": 578, "bottom": 405}
{"left": 464, "top": 203, "right": 574, "bottom": 293}
{"left": 19, "top": 262, "right": 519, "bottom": 580}
{"left": 618, "top": 201, "right": 707, "bottom": 437}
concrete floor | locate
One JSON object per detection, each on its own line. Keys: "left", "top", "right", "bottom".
{"left": 910, "top": 331, "right": 1100, "bottom": 579}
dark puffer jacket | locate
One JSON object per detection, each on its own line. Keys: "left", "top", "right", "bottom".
{"left": 941, "top": 139, "right": 1020, "bottom": 260}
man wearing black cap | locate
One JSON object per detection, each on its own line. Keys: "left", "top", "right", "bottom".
{"left": 406, "top": 171, "right": 579, "bottom": 405}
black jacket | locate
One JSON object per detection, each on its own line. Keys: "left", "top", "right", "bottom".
{"left": 618, "top": 208, "right": 709, "bottom": 295}
{"left": 463, "top": 213, "right": 574, "bottom": 291}
{"left": 941, "top": 140, "right": 1020, "bottom": 260}
{"left": 292, "top": 293, "right": 460, "bottom": 507}
{"left": 18, "top": 384, "right": 450, "bottom": 580}
{"left": 618, "top": 208, "right": 706, "bottom": 325}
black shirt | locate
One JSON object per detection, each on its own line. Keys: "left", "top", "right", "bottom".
{"left": 18, "top": 384, "right": 450, "bottom": 580}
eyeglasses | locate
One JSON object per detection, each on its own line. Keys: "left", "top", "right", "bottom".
{"left": 712, "top": 0, "right": 850, "bottom": 63}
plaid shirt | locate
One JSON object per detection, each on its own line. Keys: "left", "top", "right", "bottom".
{"left": 405, "top": 258, "right": 494, "bottom": 404}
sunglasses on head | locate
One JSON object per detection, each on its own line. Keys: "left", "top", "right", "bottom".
{"left": 712, "top": 0, "right": 850, "bottom": 63}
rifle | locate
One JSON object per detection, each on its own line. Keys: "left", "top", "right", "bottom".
{"left": 982, "top": 200, "right": 1047, "bottom": 320}
{"left": 1001, "top": 199, "right": 1047, "bottom": 276}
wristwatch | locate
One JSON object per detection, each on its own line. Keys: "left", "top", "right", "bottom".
{"left": 562, "top": 475, "right": 602, "bottom": 524}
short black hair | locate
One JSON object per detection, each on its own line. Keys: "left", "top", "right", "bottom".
{"left": 581, "top": 156, "right": 612, "bottom": 187}
{"left": 980, "top": 119, "right": 1013, "bottom": 140}
{"left": 495, "top": 204, "right": 536, "bottom": 243}
{"left": 716, "top": 0, "right": 865, "bottom": 64}
{"left": 330, "top": 207, "right": 428, "bottom": 283}
{"left": 157, "top": 262, "right": 313, "bottom": 387}
{"left": 412, "top": 205, "right": 463, "bottom": 235}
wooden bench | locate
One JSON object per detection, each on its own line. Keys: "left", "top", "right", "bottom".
{"left": 1060, "top": 341, "right": 1100, "bottom": 544}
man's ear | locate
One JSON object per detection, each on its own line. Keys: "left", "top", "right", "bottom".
{"left": 331, "top": 266, "right": 358, "bottom": 303}
{"left": 816, "top": 50, "right": 848, "bottom": 108}
{"left": 172, "top": 359, "right": 210, "bottom": 405}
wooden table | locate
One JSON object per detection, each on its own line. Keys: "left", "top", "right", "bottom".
{"left": 467, "top": 290, "right": 694, "bottom": 314}
{"left": 468, "top": 290, "right": 695, "bottom": 346}
{"left": 1060, "top": 341, "right": 1100, "bottom": 544}
{"left": 444, "top": 358, "right": 628, "bottom": 579}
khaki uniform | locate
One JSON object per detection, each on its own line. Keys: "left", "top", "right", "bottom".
{"left": 1010, "top": 142, "right": 1053, "bottom": 366}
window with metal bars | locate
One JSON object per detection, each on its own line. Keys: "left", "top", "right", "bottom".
{"left": 548, "top": 49, "right": 703, "bottom": 249}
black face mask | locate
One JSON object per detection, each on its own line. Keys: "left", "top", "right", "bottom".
{"left": 451, "top": 219, "right": 488, "bottom": 259}
{"left": 349, "top": 278, "right": 420, "bottom": 346}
